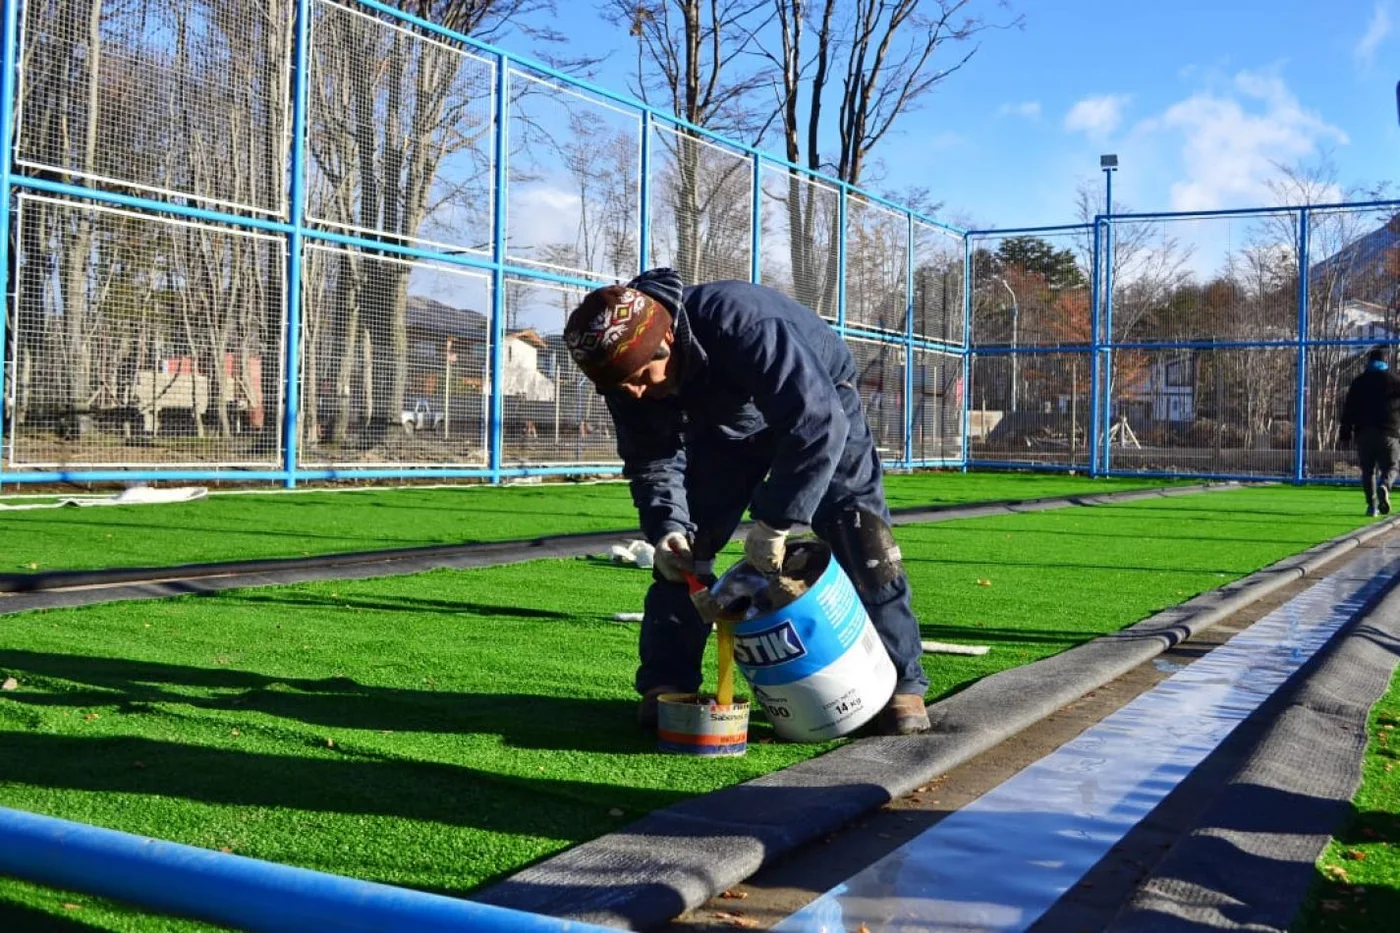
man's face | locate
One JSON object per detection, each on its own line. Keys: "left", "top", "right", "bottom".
{"left": 614, "top": 330, "right": 677, "bottom": 401}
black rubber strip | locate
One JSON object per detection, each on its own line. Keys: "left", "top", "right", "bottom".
{"left": 1104, "top": 550, "right": 1400, "bottom": 932}
{"left": 470, "top": 518, "right": 1398, "bottom": 930}
{"left": 0, "top": 481, "right": 1231, "bottom": 596}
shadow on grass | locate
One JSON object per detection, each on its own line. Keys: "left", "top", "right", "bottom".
{"left": 0, "top": 731, "right": 687, "bottom": 840}
{"left": 0, "top": 901, "right": 108, "bottom": 932}
{"left": 0, "top": 649, "right": 664, "bottom": 753}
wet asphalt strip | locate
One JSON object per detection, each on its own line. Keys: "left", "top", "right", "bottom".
{"left": 0, "top": 482, "right": 1236, "bottom": 614}
{"left": 470, "top": 517, "right": 1400, "bottom": 930}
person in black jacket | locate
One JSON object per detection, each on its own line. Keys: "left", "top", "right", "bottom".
{"left": 562, "top": 269, "right": 930, "bottom": 736}
{"left": 1339, "top": 346, "right": 1400, "bottom": 517}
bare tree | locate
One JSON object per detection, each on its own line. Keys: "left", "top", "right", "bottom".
{"left": 607, "top": 0, "right": 772, "bottom": 280}
{"left": 764, "top": 0, "right": 1017, "bottom": 315}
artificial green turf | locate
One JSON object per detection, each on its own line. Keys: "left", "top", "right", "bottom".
{"left": 1294, "top": 668, "right": 1400, "bottom": 933}
{"left": 0, "top": 471, "right": 1178, "bottom": 574}
{"left": 0, "top": 485, "right": 1374, "bottom": 930}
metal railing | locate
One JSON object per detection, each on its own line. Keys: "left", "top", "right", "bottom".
{"left": 1, "top": 1, "right": 1397, "bottom": 490}
{"left": 0, "top": 0, "right": 965, "bottom": 487}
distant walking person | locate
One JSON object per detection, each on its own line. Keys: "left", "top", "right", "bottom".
{"left": 1339, "top": 347, "right": 1400, "bottom": 517}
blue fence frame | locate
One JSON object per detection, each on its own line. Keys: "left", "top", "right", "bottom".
{"left": 0, "top": 0, "right": 968, "bottom": 487}
{"left": 0, "top": 0, "right": 1396, "bottom": 490}
{"left": 965, "top": 198, "right": 1400, "bottom": 482}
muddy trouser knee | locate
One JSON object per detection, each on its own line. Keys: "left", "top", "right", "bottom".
{"left": 816, "top": 505, "right": 928, "bottom": 697}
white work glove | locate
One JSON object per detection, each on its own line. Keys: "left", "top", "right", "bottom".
{"left": 744, "top": 520, "right": 789, "bottom": 574}
{"left": 653, "top": 531, "right": 695, "bottom": 583}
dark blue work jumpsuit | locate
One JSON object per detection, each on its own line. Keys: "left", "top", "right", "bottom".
{"left": 604, "top": 280, "right": 929, "bottom": 699}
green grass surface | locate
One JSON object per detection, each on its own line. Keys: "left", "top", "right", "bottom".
{"left": 0, "top": 485, "right": 1373, "bottom": 930}
{"left": 1295, "top": 668, "right": 1400, "bottom": 932}
{"left": 0, "top": 472, "right": 1179, "bottom": 574}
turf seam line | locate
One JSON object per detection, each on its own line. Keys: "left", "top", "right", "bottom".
{"left": 1103, "top": 550, "right": 1400, "bottom": 932}
{"left": 0, "top": 481, "right": 1226, "bottom": 591}
{"left": 0, "top": 483, "right": 1229, "bottom": 610}
{"left": 470, "top": 516, "right": 1400, "bottom": 930}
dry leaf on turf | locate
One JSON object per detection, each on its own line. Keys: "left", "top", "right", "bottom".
{"left": 62, "top": 903, "right": 81, "bottom": 911}
{"left": 712, "top": 912, "right": 760, "bottom": 929}
{"left": 1343, "top": 849, "right": 1367, "bottom": 861}
{"left": 976, "top": 578, "right": 992, "bottom": 587}
{"left": 719, "top": 890, "right": 749, "bottom": 900}
{"left": 1, "top": 677, "right": 17, "bottom": 691}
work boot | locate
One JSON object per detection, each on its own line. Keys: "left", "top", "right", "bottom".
{"left": 637, "top": 685, "right": 681, "bottom": 730}
{"left": 880, "top": 694, "right": 931, "bottom": 736}
{"left": 1380, "top": 486, "right": 1392, "bottom": 515}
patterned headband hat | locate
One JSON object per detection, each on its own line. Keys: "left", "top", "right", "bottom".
{"left": 564, "top": 285, "right": 673, "bottom": 388}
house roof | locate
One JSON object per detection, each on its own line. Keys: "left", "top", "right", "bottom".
{"left": 506, "top": 328, "right": 548, "bottom": 349}
{"left": 406, "top": 296, "right": 487, "bottom": 336}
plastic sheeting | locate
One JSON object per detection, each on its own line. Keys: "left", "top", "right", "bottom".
{"left": 776, "top": 542, "right": 1399, "bottom": 933}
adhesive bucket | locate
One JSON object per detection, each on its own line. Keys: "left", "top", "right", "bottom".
{"left": 656, "top": 694, "right": 750, "bottom": 757}
{"left": 721, "top": 544, "right": 895, "bottom": 743}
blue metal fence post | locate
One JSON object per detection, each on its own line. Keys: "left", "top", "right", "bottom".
{"left": 836, "top": 188, "right": 848, "bottom": 332}
{"left": 638, "top": 111, "right": 651, "bottom": 269}
{"left": 961, "top": 234, "right": 972, "bottom": 471}
{"left": 281, "top": 0, "right": 313, "bottom": 488}
{"left": 1294, "top": 208, "right": 1310, "bottom": 483}
{"left": 488, "top": 58, "right": 510, "bottom": 483}
{"left": 1088, "top": 218, "right": 1103, "bottom": 477}
{"left": 0, "top": 0, "right": 18, "bottom": 484}
{"left": 904, "top": 213, "right": 914, "bottom": 467}
{"left": 749, "top": 153, "right": 762, "bottom": 284}
{"left": 1101, "top": 216, "right": 1115, "bottom": 474}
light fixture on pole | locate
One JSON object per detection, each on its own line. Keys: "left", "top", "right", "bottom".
{"left": 1100, "top": 154, "right": 1118, "bottom": 216}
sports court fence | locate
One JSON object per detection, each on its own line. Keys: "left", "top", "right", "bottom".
{"left": 0, "top": 0, "right": 1396, "bottom": 486}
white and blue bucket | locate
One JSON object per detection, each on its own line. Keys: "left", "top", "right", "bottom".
{"left": 719, "top": 543, "right": 896, "bottom": 743}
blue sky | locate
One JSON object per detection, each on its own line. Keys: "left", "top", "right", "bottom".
{"left": 514, "top": 0, "right": 1399, "bottom": 230}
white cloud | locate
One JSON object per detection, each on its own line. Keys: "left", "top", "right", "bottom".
{"left": 1354, "top": 3, "right": 1393, "bottom": 68}
{"left": 1137, "top": 70, "right": 1348, "bottom": 212}
{"left": 1064, "top": 95, "right": 1131, "bottom": 138}
{"left": 998, "top": 101, "right": 1042, "bottom": 120}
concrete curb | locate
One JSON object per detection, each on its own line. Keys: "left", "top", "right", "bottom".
{"left": 472, "top": 516, "right": 1400, "bottom": 930}
{"left": 1105, "top": 549, "right": 1400, "bottom": 932}
{"left": 0, "top": 482, "right": 1233, "bottom": 614}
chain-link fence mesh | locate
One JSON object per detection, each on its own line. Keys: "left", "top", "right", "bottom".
{"left": 1102, "top": 347, "right": 1295, "bottom": 476}
{"left": 969, "top": 351, "right": 1092, "bottom": 468}
{"left": 17, "top": 0, "right": 292, "bottom": 216}
{"left": 760, "top": 165, "right": 841, "bottom": 321}
{"left": 913, "top": 348, "right": 962, "bottom": 462}
{"left": 844, "top": 196, "right": 908, "bottom": 334}
{"left": 297, "top": 244, "right": 489, "bottom": 467}
{"left": 499, "top": 277, "right": 616, "bottom": 465}
{"left": 306, "top": 0, "right": 495, "bottom": 255}
{"left": 913, "top": 222, "right": 964, "bottom": 345}
{"left": 648, "top": 124, "right": 752, "bottom": 285}
{"left": 6, "top": 0, "right": 1398, "bottom": 484}
{"left": 846, "top": 336, "right": 905, "bottom": 458}
{"left": 970, "top": 229, "right": 1092, "bottom": 349}
{"left": 9, "top": 194, "right": 285, "bottom": 467}
{"left": 1108, "top": 214, "right": 1299, "bottom": 344}
{"left": 506, "top": 68, "right": 641, "bottom": 282}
